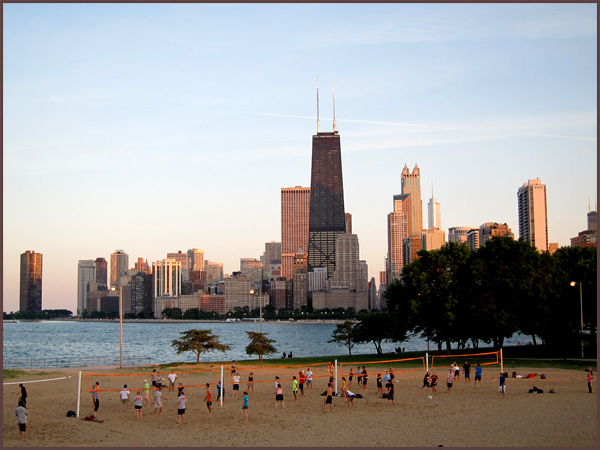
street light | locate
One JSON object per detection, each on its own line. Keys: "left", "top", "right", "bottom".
{"left": 570, "top": 281, "right": 584, "bottom": 358}
{"left": 250, "top": 289, "right": 263, "bottom": 334}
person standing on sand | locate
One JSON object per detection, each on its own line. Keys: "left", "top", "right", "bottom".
{"left": 357, "top": 366, "right": 362, "bottom": 387}
{"left": 362, "top": 367, "right": 368, "bottom": 391}
{"left": 232, "top": 372, "right": 241, "bottom": 398}
{"left": 498, "top": 373, "right": 506, "bottom": 399}
{"left": 247, "top": 372, "right": 254, "bottom": 394}
{"left": 143, "top": 380, "right": 150, "bottom": 406}
{"left": 306, "top": 369, "right": 313, "bottom": 389}
{"left": 341, "top": 377, "right": 347, "bottom": 398}
{"left": 430, "top": 372, "right": 438, "bottom": 397}
{"left": 453, "top": 362, "right": 460, "bottom": 382}
{"left": 242, "top": 391, "right": 249, "bottom": 421}
{"left": 133, "top": 391, "right": 143, "bottom": 420}
{"left": 447, "top": 369, "right": 454, "bottom": 392}
{"left": 349, "top": 367, "right": 354, "bottom": 389}
{"left": 275, "top": 383, "right": 284, "bottom": 408}
{"left": 153, "top": 386, "right": 167, "bottom": 415}
{"left": 463, "top": 361, "right": 471, "bottom": 383}
{"left": 299, "top": 371, "right": 306, "bottom": 397}
{"left": 376, "top": 373, "right": 383, "bottom": 396}
{"left": 92, "top": 382, "right": 100, "bottom": 418}
{"left": 474, "top": 364, "right": 483, "bottom": 388}
{"left": 217, "top": 380, "right": 225, "bottom": 405}
{"left": 167, "top": 370, "right": 177, "bottom": 392}
{"left": 204, "top": 383, "right": 213, "bottom": 414}
{"left": 15, "top": 401, "right": 28, "bottom": 440}
{"left": 292, "top": 376, "right": 299, "bottom": 403}
{"left": 324, "top": 383, "right": 334, "bottom": 412}
{"left": 17, "top": 383, "right": 28, "bottom": 408}
{"left": 151, "top": 370, "right": 158, "bottom": 388}
{"left": 177, "top": 388, "right": 187, "bottom": 424}
{"left": 119, "top": 384, "right": 130, "bottom": 412}
{"left": 387, "top": 381, "right": 395, "bottom": 407}
{"left": 587, "top": 368, "right": 593, "bottom": 393}
{"left": 421, "top": 371, "right": 430, "bottom": 389}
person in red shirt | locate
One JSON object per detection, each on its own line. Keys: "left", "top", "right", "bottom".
{"left": 430, "top": 372, "right": 439, "bottom": 397}
{"left": 299, "top": 371, "right": 306, "bottom": 397}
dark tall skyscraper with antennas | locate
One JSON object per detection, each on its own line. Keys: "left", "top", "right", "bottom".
{"left": 307, "top": 81, "right": 346, "bottom": 277}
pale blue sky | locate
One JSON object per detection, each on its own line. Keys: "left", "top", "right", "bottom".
{"left": 3, "top": 3, "right": 597, "bottom": 312}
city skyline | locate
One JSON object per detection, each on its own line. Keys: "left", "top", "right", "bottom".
{"left": 3, "top": 3, "right": 597, "bottom": 311}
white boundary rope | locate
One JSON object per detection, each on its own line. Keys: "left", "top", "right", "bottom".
{"left": 3, "top": 375, "right": 72, "bottom": 385}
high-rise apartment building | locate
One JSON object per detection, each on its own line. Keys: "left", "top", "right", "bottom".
{"left": 387, "top": 194, "right": 410, "bottom": 283}
{"left": 307, "top": 88, "right": 346, "bottom": 277}
{"left": 95, "top": 257, "right": 108, "bottom": 286}
{"left": 467, "top": 229, "right": 480, "bottom": 250}
{"left": 77, "top": 260, "right": 96, "bottom": 315}
{"left": 167, "top": 251, "right": 190, "bottom": 281}
{"left": 479, "top": 222, "right": 514, "bottom": 247}
{"left": 281, "top": 187, "right": 310, "bottom": 281}
{"left": 224, "top": 274, "right": 252, "bottom": 312}
{"left": 110, "top": 250, "right": 129, "bottom": 291}
{"left": 401, "top": 164, "right": 423, "bottom": 237}
{"left": 422, "top": 228, "right": 446, "bottom": 251}
{"left": 153, "top": 259, "right": 182, "bottom": 299}
{"left": 19, "top": 251, "right": 43, "bottom": 312}
{"left": 517, "top": 179, "right": 548, "bottom": 252}
{"left": 204, "top": 261, "right": 224, "bottom": 285}
{"left": 448, "top": 227, "right": 475, "bottom": 244}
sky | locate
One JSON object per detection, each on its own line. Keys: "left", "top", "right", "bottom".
{"left": 3, "top": 3, "right": 597, "bottom": 313}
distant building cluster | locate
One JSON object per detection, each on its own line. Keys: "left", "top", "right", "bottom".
{"left": 18, "top": 90, "right": 596, "bottom": 315}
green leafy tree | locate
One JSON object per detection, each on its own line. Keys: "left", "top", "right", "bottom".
{"left": 328, "top": 321, "right": 360, "bottom": 356}
{"left": 171, "top": 329, "right": 231, "bottom": 363}
{"left": 245, "top": 331, "right": 277, "bottom": 362}
{"left": 355, "top": 312, "right": 396, "bottom": 355}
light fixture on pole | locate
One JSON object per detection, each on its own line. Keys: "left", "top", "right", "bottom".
{"left": 250, "top": 289, "right": 263, "bottom": 334}
{"left": 570, "top": 281, "right": 584, "bottom": 359}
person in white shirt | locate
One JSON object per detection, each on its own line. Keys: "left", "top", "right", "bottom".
{"left": 119, "top": 385, "right": 130, "bottom": 412}
{"left": 305, "top": 370, "right": 313, "bottom": 388}
{"left": 232, "top": 373, "right": 241, "bottom": 397}
{"left": 167, "top": 371, "right": 178, "bottom": 392}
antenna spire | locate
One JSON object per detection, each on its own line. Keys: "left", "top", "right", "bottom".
{"left": 317, "top": 76, "right": 320, "bottom": 133}
{"left": 333, "top": 82, "right": 337, "bottom": 132}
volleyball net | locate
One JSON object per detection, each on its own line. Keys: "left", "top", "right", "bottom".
{"left": 228, "top": 362, "right": 332, "bottom": 386}
{"left": 339, "top": 356, "right": 427, "bottom": 379}
{"left": 430, "top": 350, "right": 501, "bottom": 370}
{"left": 85, "top": 368, "right": 220, "bottom": 393}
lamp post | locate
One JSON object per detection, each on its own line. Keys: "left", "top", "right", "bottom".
{"left": 250, "top": 290, "right": 263, "bottom": 334}
{"left": 570, "top": 281, "right": 584, "bottom": 358}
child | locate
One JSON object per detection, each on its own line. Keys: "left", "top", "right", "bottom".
{"left": 292, "top": 376, "right": 298, "bottom": 403}
{"left": 177, "top": 388, "right": 187, "bottom": 424}
{"left": 119, "top": 384, "right": 130, "bottom": 412}
{"left": 133, "top": 391, "right": 143, "bottom": 420}
{"left": 204, "top": 383, "right": 213, "bottom": 414}
{"left": 247, "top": 372, "right": 254, "bottom": 393}
{"left": 242, "top": 391, "right": 249, "bottom": 421}
{"left": 275, "top": 383, "right": 284, "bottom": 408}
{"left": 587, "top": 368, "right": 593, "bottom": 393}
{"left": 15, "top": 401, "right": 28, "bottom": 440}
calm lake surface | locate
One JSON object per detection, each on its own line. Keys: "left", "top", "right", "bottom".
{"left": 2, "top": 320, "right": 533, "bottom": 366}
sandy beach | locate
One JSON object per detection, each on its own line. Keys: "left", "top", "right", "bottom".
{"left": 3, "top": 362, "right": 597, "bottom": 447}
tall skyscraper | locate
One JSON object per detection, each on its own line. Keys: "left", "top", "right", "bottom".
{"left": 427, "top": 189, "right": 441, "bottom": 230}
{"left": 77, "top": 260, "right": 96, "bottom": 315}
{"left": 281, "top": 186, "right": 310, "bottom": 280}
{"left": 387, "top": 194, "right": 410, "bottom": 283}
{"left": 307, "top": 85, "right": 346, "bottom": 277}
{"left": 517, "top": 179, "right": 548, "bottom": 252}
{"left": 20, "top": 250, "right": 43, "bottom": 312}
{"left": 94, "top": 257, "right": 108, "bottom": 286}
{"left": 110, "top": 250, "right": 129, "bottom": 290}
{"left": 187, "top": 248, "right": 205, "bottom": 272}
{"left": 401, "top": 164, "right": 423, "bottom": 237}
{"left": 167, "top": 251, "right": 190, "bottom": 281}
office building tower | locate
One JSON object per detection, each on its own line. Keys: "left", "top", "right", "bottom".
{"left": 262, "top": 241, "right": 282, "bottom": 281}
{"left": 345, "top": 213, "right": 352, "bottom": 233}
{"left": 517, "top": 178, "right": 548, "bottom": 252}
{"left": 133, "top": 257, "right": 150, "bottom": 274}
{"left": 479, "top": 222, "right": 514, "bottom": 247}
{"left": 422, "top": 228, "right": 446, "bottom": 251}
{"left": 308, "top": 267, "right": 328, "bottom": 292}
{"left": 281, "top": 187, "right": 310, "bottom": 281}
{"left": 587, "top": 199, "right": 597, "bottom": 231}
{"left": 307, "top": 85, "right": 346, "bottom": 277}
{"left": 188, "top": 248, "right": 205, "bottom": 272}
{"left": 77, "top": 260, "right": 96, "bottom": 316}
{"left": 448, "top": 227, "right": 475, "bottom": 244}
{"left": 130, "top": 271, "right": 153, "bottom": 317}
{"left": 387, "top": 193, "right": 410, "bottom": 283}
{"left": 292, "top": 250, "right": 308, "bottom": 311}
{"left": 403, "top": 235, "right": 422, "bottom": 266}
{"left": 167, "top": 251, "right": 190, "bottom": 281}
{"left": 110, "top": 250, "right": 129, "bottom": 291}
{"left": 331, "top": 233, "right": 361, "bottom": 290}
{"left": 94, "top": 257, "right": 108, "bottom": 286}
{"left": 401, "top": 164, "right": 423, "bottom": 237}
{"left": 368, "top": 277, "right": 377, "bottom": 311}
{"left": 428, "top": 190, "right": 441, "bottom": 230}
{"left": 153, "top": 259, "right": 182, "bottom": 298}
{"left": 20, "top": 251, "right": 43, "bottom": 312}
{"left": 224, "top": 274, "right": 252, "bottom": 312}
{"left": 205, "top": 261, "right": 224, "bottom": 285}
{"left": 240, "top": 258, "right": 263, "bottom": 290}
{"left": 270, "top": 278, "right": 288, "bottom": 310}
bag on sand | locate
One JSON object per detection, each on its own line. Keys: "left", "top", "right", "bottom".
{"left": 66, "top": 410, "right": 76, "bottom": 417}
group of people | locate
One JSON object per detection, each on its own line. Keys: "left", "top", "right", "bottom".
{"left": 347, "top": 366, "right": 370, "bottom": 390}
{"left": 14, "top": 383, "right": 29, "bottom": 439}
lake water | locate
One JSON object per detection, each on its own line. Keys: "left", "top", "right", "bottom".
{"left": 2, "top": 320, "right": 533, "bottom": 367}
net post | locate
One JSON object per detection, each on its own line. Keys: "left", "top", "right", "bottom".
{"left": 500, "top": 348, "right": 504, "bottom": 374}
{"left": 219, "top": 366, "right": 223, "bottom": 407}
{"left": 426, "top": 353, "right": 429, "bottom": 372}
{"left": 334, "top": 359, "right": 338, "bottom": 395}
{"left": 76, "top": 371, "right": 82, "bottom": 418}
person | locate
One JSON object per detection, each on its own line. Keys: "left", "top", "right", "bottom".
{"left": 156, "top": 372, "right": 164, "bottom": 389}
{"left": 463, "top": 361, "right": 471, "bottom": 383}
{"left": 387, "top": 380, "right": 395, "bottom": 407}
{"left": 167, "top": 370, "right": 178, "bottom": 392}
{"left": 430, "top": 372, "right": 438, "bottom": 397}
{"left": 17, "top": 383, "right": 28, "bottom": 408}
{"left": 15, "top": 401, "right": 28, "bottom": 440}
{"left": 299, "top": 371, "right": 306, "bottom": 396}
{"left": 345, "top": 389, "right": 356, "bottom": 407}
{"left": 292, "top": 376, "right": 299, "bottom": 403}
{"left": 341, "top": 376, "right": 347, "bottom": 398}
{"left": 140, "top": 380, "right": 149, "bottom": 408}
{"left": 383, "top": 369, "right": 391, "bottom": 392}
{"left": 217, "top": 380, "right": 225, "bottom": 405}
{"left": 204, "top": 383, "right": 213, "bottom": 414}
{"left": 421, "top": 371, "right": 430, "bottom": 389}
{"left": 247, "top": 372, "right": 254, "bottom": 394}
{"left": 177, "top": 382, "right": 185, "bottom": 396}
{"left": 324, "top": 383, "right": 333, "bottom": 412}
{"left": 362, "top": 367, "right": 368, "bottom": 391}
{"left": 498, "top": 372, "right": 506, "bottom": 399}
{"left": 282, "top": 351, "right": 287, "bottom": 359}
{"left": 288, "top": 351, "right": 293, "bottom": 358}
{"left": 275, "top": 383, "right": 284, "bottom": 408}
{"left": 242, "top": 391, "right": 249, "bottom": 421}
{"left": 274, "top": 376, "right": 280, "bottom": 390}
{"left": 232, "top": 372, "right": 241, "bottom": 398}
{"left": 306, "top": 369, "right": 313, "bottom": 389}
{"left": 349, "top": 367, "right": 354, "bottom": 388}
{"left": 357, "top": 366, "right": 363, "bottom": 387}
{"left": 231, "top": 360, "right": 237, "bottom": 375}
{"left": 153, "top": 386, "right": 166, "bottom": 415}
{"left": 177, "top": 388, "right": 187, "bottom": 424}
{"left": 376, "top": 373, "right": 383, "bottom": 396}
{"left": 474, "top": 364, "right": 483, "bottom": 388}
{"left": 587, "top": 368, "right": 593, "bottom": 393}
{"left": 151, "top": 370, "right": 159, "bottom": 388}
{"left": 133, "top": 391, "right": 143, "bottom": 420}
{"left": 92, "top": 381, "right": 100, "bottom": 418}
{"left": 119, "top": 384, "right": 130, "bottom": 412}
{"left": 328, "top": 361, "right": 335, "bottom": 377}
{"left": 447, "top": 369, "right": 454, "bottom": 392}
{"left": 452, "top": 362, "right": 460, "bottom": 382}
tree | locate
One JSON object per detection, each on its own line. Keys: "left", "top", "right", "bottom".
{"left": 245, "top": 331, "right": 277, "bottom": 362}
{"left": 328, "top": 321, "right": 360, "bottom": 356}
{"left": 171, "top": 329, "right": 231, "bottom": 363}
{"left": 355, "top": 312, "right": 396, "bottom": 355}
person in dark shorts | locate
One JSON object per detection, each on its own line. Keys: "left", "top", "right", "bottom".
{"left": 463, "top": 361, "right": 471, "bottom": 383}
{"left": 362, "top": 367, "right": 368, "bottom": 391}
{"left": 357, "top": 366, "right": 363, "bottom": 387}
{"left": 324, "top": 383, "right": 334, "bottom": 412}
{"left": 421, "top": 371, "right": 430, "bottom": 389}
{"left": 92, "top": 382, "right": 100, "bottom": 418}
{"left": 17, "top": 384, "right": 28, "bottom": 408}
{"left": 430, "top": 372, "right": 438, "bottom": 397}
{"left": 474, "top": 364, "right": 483, "bottom": 387}
{"left": 349, "top": 368, "right": 354, "bottom": 389}
{"left": 242, "top": 392, "right": 249, "bottom": 421}
{"left": 15, "top": 401, "right": 28, "bottom": 440}
{"left": 376, "top": 373, "right": 383, "bottom": 396}
{"left": 177, "top": 388, "right": 187, "bottom": 424}
{"left": 275, "top": 383, "right": 284, "bottom": 408}
{"left": 387, "top": 381, "right": 395, "bottom": 406}
{"left": 204, "top": 383, "right": 213, "bottom": 414}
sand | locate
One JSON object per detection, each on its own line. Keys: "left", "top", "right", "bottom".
{"left": 3, "top": 362, "right": 597, "bottom": 447}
